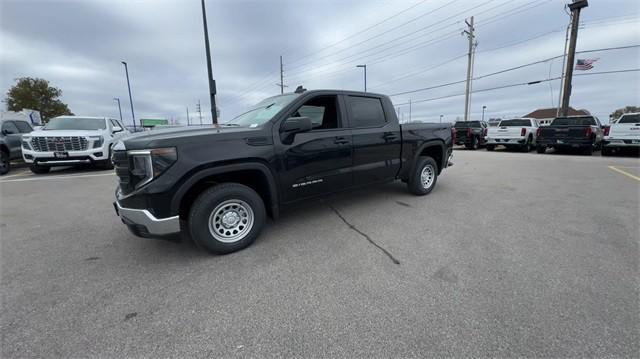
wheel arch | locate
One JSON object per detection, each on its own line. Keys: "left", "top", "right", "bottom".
{"left": 172, "top": 161, "right": 279, "bottom": 221}
{"left": 402, "top": 140, "right": 446, "bottom": 180}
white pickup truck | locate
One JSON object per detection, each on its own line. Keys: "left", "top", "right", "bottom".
{"left": 603, "top": 112, "right": 640, "bottom": 156}
{"left": 486, "top": 118, "right": 539, "bottom": 152}
{"left": 22, "top": 116, "right": 129, "bottom": 173}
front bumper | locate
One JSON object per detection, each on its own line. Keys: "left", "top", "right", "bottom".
{"left": 114, "top": 200, "right": 180, "bottom": 237}
{"left": 22, "top": 147, "right": 110, "bottom": 165}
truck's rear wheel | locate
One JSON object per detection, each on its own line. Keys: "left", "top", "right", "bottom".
{"left": 30, "top": 164, "right": 50, "bottom": 174}
{"left": 465, "top": 136, "right": 479, "bottom": 150}
{"left": 486, "top": 144, "right": 495, "bottom": 151}
{"left": 408, "top": 156, "right": 438, "bottom": 196}
{"left": 536, "top": 145, "right": 546, "bottom": 154}
{"left": 189, "top": 183, "right": 266, "bottom": 254}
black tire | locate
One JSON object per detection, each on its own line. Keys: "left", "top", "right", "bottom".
{"left": 601, "top": 147, "right": 613, "bottom": 156}
{"left": 30, "top": 164, "right": 50, "bottom": 174}
{"left": 471, "top": 136, "right": 479, "bottom": 150}
{"left": 583, "top": 144, "right": 593, "bottom": 156}
{"left": 536, "top": 145, "right": 546, "bottom": 154}
{"left": 407, "top": 156, "right": 438, "bottom": 196}
{"left": 189, "top": 183, "right": 266, "bottom": 254}
{"left": 0, "top": 150, "right": 9, "bottom": 175}
{"left": 486, "top": 144, "right": 495, "bottom": 151}
{"left": 522, "top": 136, "right": 532, "bottom": 152}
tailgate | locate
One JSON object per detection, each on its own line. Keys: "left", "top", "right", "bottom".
{"left": 540, "top": 126, "right": 588, "bottom": 139}
{"left": 489, "top": 127, "right": 522, "bottom": 138}
{"left": 609, "top": 123, "right": 640, "bottom": 140}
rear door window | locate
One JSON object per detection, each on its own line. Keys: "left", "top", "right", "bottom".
{"left": 618, "top": 114, "right": 640, "bottom": 124}
{"left": 347, "top": 96, "right": 386, "bottom": 128}
{"left": 1, "top": 121, "right": 20, "bottom": 134}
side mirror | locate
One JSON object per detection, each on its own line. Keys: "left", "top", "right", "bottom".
{"left": 281, "top": 117, "right": 313, "bottom": 134}
{"left": 112, "top": 126, "right": 123, "bottom": 133}
{"left": 2, "top": 129, "right": 16, "bottom": 135}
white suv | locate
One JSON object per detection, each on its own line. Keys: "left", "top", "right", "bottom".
{"left": 22, "top": 116, "right": 129, "bottom": 174}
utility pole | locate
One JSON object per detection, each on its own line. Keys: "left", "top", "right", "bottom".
{"left": 440, "top": 114, "right": 444, "bottom": 123}
{"left": 462, "top": 16, "right": 476, "bottom": 122}
{"left": 201, "top": 0, "right": 218, "bottom": 124}
{"left": 186, "top": 106, "right": 190, "bottom": 126}
{"left": 560, "top": 0, "right": 589, "bottom": 117}
{"left": 482, "top": 105, "right": 486, "bottom": 122}
{"left": 276, "top": 55, "right": 288, "bottom": 94}
{"left": 409, "top": 99, "right": 412, "bottom": 122}
{"left": 196, "top": 100, "right": 203, "bottom": 126}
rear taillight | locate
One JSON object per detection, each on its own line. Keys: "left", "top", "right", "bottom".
{"left": 451, "top": 127, "right": 456, "bottom": 143}
{"left": 536, "top": 128, "right": 541, "bottom": 139}
{"left": 467, "top": 128, "right": 472, "bottom": 137}
{"left": 483, "top": 128, "right": 488, "bottom": 137}
{"left": 520, "top": 128, "right": 526, "bottom": 136}
{"left": 603, "top": 126, "right": 610, "bottom": 136}
{"left": 585, "top": 127, "right": 592, "bottom": 137}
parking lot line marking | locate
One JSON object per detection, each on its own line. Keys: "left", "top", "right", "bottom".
{"left": 608, "top": 166, "right": 640, "bottom": 182}
{"left": 0, "top": 172, "right": 114, "bottom": 183}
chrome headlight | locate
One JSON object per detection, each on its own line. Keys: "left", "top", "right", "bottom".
{"left": 89, "top": 135, "right": 104, "bottom": 148}
{"left": 127, "top": 147, "right": 177, "bottom": 189}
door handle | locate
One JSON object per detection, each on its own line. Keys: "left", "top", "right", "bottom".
{"left": 334, "top": 137, "right": 350, "bottom": 145}
{"left": 383, "top": 132, "right": 398, "bottom": 140}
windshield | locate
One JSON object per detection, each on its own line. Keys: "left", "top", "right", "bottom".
{"left": 44, "top": 117, "right": 106, "bottom": 130}
{"left": 499, "top": 119, "right": 531, "bottom": 127}
{"left": 227, "top": 94, "right": 299, "bottom": 127}
{"left": 618, "top": 114, "right": 640, "bottom": 124}
{"left": 454, "top": 121, "right": 480, "bottom": 128}
{"left": 551, "top": 117, "right": 596, "bottom": 126}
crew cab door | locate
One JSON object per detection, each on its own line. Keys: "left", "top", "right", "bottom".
{"left": 345, "top": 95, "right": 401, "bottom": 186}
{"left": 276, "top": 94, "right": 353, "bottom": 202}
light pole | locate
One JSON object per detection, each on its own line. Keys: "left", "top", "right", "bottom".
{"left": 440, "top": 114, "right": 444, "bottom": 123}
{"left": 482, "top": 105, "right": 486, "bottom": 122}
{"left": 113, "top": 97, "right": 123, "bottom": 122}
{"left": 201, "top": 0, "right": 218, "bottom": 124}
{"left": 121, "top": 61, "right": 136, "bottom": 131}
{"left": 356, "top": 64, "right": 367, "bottom": 92}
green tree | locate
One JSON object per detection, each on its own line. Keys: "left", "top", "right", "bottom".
{"left": 4, "top": 77, "right": 73, "bottom": 122}
{"left": 610, "top": 106, "right": 640, "bottom": 121}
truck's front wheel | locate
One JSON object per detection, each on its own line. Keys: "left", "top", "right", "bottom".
{"left": 189, "top": 183, "right": 266, "bottom": 254}
{"left": 408, "top": 156, "right": 438, "bottom": 196}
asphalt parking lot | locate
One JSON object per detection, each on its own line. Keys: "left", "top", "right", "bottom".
{"left": 1, "top": 149, "right": 638, "bottom": 358}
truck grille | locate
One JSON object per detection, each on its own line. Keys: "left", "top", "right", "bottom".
{"left": 112, "top": 150, "right": 134, "bottom": 195}
{"left": 31, "top": 136, "right": 88, "bottom": 152}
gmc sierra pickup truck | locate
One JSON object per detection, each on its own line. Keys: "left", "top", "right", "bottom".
{"left": 602, "top": 112, "right": 640, "bottom": 156}
{"left": 453, "top": 120, "right": 488, "bottom": 150}
{"left": 113, "top": 89, "right": 454, "bottom": 254}
{"left": 536, "top": 115, "right": 603, "bottom": 155}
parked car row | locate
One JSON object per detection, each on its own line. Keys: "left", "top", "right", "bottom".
{"left": 454, "top": 113, "right": 639, "bottom": 156}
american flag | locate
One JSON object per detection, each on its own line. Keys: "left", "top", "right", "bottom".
{"left": 575, "top": 58, "right": 598, "bottom": 71}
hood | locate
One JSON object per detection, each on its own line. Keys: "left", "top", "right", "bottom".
{"left": 122, "top": 125, "right": 268, "bottom": 150}
{"left": 28, "top": 129, "right": 106, "bottom": 137}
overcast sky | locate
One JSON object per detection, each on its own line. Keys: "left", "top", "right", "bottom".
{"left": 1, "top": 0, "right": 638, "bottom": 125}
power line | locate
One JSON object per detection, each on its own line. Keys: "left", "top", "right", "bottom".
{"left": 388, "top": 44, "right": 640, "bottom": 97}
{"left": 286, "top": 0, "right": 431, "bottom": 66}
{"left": 393, "top": 68, "right": 640, "bottom": 106}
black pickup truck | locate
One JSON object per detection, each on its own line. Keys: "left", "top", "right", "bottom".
{"left": 453, "top": 120, "right": 488, "bottom": 150}
{"left": 113, "top": 89, "right": 453, "bottom": 254}
{"left": 536, "top": 116, "right": 603, "bottom": 155}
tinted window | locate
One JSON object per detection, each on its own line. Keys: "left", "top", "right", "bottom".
{"left": 551, "top": 117, "right": 596, "bottom": 126}
{"left": 14, "top": 121, "right": 33, "bottom": 133}
{"left": 454, "top": 121, "right": 481, "bottom": 128}
{"left": 348, "top": 96, "right": 386, "bottom": 127}
{"left": 110, "top": 119, "right": 120, "bottom": 128}
{"left": 618, "top": 114, "right": 640, "bottom": 124}
{"left": 499, "top": 119, "right": 531, "bottom": 127}
{"left": 2, "top": 121, "right": 20, "bottom": 134}
{"left": 293, "top": 96, "right": 340, "bottom": 130}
